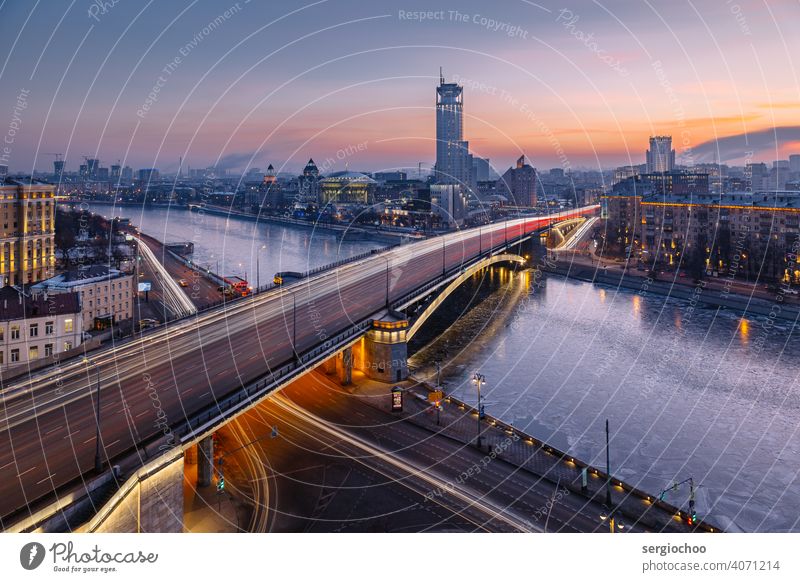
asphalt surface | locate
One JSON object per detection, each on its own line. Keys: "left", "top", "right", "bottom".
{"left": 258, "top": 371, "right": 636, "bottom": 532}
{"left": 0, "top": 207, "right": 595, "bottom": 526}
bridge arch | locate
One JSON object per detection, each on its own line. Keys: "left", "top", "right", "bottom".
{"left": 405, "top": 253, "right": 526, "bottom": 340}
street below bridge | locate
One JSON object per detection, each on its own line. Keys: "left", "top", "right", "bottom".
{"left": 207, "top": 369, "right": 671, "bottom": 533}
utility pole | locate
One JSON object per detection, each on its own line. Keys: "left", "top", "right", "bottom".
{"left": 605, "top": 418, "right": 612, "bottom": 507}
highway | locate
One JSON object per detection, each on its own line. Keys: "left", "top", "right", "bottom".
{"left": 0, "top": 206, "right": 596, "bottom": 526}
{"left": 135, "top": 236, "right": 197, "bottom": 317}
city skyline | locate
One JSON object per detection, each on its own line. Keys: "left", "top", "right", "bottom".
{"left": 1, "top": 1, "right": 799, "bottom": 174}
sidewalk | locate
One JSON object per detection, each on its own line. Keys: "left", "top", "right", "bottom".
{"left": 346, "top": 375, "right": 717, "bottom": 533}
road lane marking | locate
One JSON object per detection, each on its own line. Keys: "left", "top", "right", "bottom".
{"left": 36, "top": 474, "right": 55, "bottom": 485}
{"left": 16, "top": 467, "right": 36, "bottom": 478}
{"left": 45, "top": 425, "right": 63, "bottom": 435}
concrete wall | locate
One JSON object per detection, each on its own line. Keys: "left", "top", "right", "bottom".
{"left": 82, "top": 451, "right": 184, "bottom": 533}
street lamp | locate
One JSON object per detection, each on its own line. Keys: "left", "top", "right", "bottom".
{"left": 256, "top": 244, "right": 266, "bottom": 292}
{"left": 472, "top": 372, "right": 486, "bottom": 449}
{"left": 83, "top": 357, "right": 103, "bottom": 473}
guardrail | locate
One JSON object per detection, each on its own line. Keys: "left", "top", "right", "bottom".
{"left": 178, "top": 317, "right": 375, "bottom": 442}
{"left": 438, "top": 388, "right": 718, "bottom": 533}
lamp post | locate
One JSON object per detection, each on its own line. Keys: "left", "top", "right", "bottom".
{"left": 84, "top": 358, "right": 103, "bottom": 473}
{"left": 605, "top": 418, "right": 612, "bottom": 506}
{"left": 472, "top": 372, "right": 485, "bottom": 449}
{"left": 256, "top": 244, "right": 266, "bottom": 291}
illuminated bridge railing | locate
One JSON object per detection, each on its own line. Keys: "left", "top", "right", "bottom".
{"left": 178, "top": 317, "right": 374, "bottom": 441}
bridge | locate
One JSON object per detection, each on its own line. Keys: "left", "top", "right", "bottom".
{"left": 1, "top": 207, "right": 598, "bottom": 531}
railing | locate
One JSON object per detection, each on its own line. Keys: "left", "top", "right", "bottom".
{"left": 440, "top": 389, "right": 718, "bottom": 533}
{"left": 177, "top": 317, "right": 374, "bottom": 442}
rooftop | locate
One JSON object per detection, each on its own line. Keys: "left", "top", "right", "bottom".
{"left": 31, "top": 265, "right": 128, "bottom": 290}
{"left": 0, "top": 286, "right": 81, "bottom": 321}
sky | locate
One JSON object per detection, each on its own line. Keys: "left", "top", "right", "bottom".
{"left": 1, "top": 0, "right": 799, "bottom": 176}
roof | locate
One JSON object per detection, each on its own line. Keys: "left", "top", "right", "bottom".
{"left": 31, "top": 265, "right": 128, "bottom": 290}
{"left": 0, "top": 286, "right": 81, "bottom": 321}
{"left": 321, "top": 171, "right": 376, "bottom": 184}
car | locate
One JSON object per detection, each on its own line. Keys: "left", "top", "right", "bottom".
{"left": 178, "top": 278, "right": 188, "bottom": 287}
{"left": 139, "top": 318, "right": 159, "bottom": 329}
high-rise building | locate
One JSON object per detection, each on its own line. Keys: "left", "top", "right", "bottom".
{"left": 430, "top": 183, "right": 466, "bottom": 227}
{"left": 121, "top": 166, "right": 133, "bottom": 182}
{"left": 110, "top": 164, "right": 121, "bottom": 180}
{"left": 434, "top": 72, "right": 471, "bottom": 188}
{"left": 86, "top": 158, "right": 100, "bottom": 178}
{"left": 497, "top": 155, "right": 539, "bottom": 207}
{"left": 646, "top": 136, "right": 675, "bottom": 173}
{"left": 137, "top": 168, "right": 160, "bottom": 183}
{"left": 53, "top": 160, "right": 65, "bottom": 181}
{"left": 0, "top": 178, "right": 56, "bottom": 285}
{"left": 789, "top": 155, "right": 800, "bottom": 173}
{"left": 472, "top": 157, "right": 490, "bottom": 182}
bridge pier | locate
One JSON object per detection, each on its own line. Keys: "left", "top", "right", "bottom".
{"left": 197, "top": 435, "right": 214, "bottom": 487}
{"left": 335, "top": 346, "right": 353, "bottom": 385}
{"left": 362, "top": 314, "right": 408, "bottom": 383}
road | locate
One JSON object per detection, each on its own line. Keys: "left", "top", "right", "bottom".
{"left": 0, "top": 206, "right": 596, "bottom": 526}
{"left": 135, "top": 236, "right": 197, "bottom": 317}
{"left": 224, "top": 371, "right": 636, "bottom": 532}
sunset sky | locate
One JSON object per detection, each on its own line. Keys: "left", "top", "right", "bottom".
{"left": 1, "top": 0, "right": 799, "bottom": 176}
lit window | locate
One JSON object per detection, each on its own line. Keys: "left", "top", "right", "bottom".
{"left": 64, "top": 319, "right": 73, "bottom": 333}
{"left": 29, "top": 346, "right": 38, "bottom": 360}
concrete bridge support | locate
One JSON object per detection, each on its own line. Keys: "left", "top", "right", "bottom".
{"left": 335, "top": 346, "right": 353, "bottom": 385}
{"left": 80, "top": 451, "right": 184, "bottom": 533}
{"left": 197, "top": 435, "right": 214, "bottom": 487}
{"left": 362, "top": 314, "right": 408, "bottom": 383}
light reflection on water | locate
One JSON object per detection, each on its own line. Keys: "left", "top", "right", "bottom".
{"left": 410, "top": 268, "right": 800, "bottom": 532}
{"left": 88, "top": 205, "right": 384, "bottom": 280}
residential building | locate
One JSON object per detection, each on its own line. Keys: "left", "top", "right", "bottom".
{"left": 603, "top": 189, "right": 800, "bottom": 280}
{"left": 430, "top": 183, "right": 466, "bottom": 228}
{"left": 0, "top": 178, "right": 56, "bottom": 286}
{"left": 32, "top": 265, "right": 135, "bottom": 331}
{"left": 497, "top": 155, "right": 538, "bottom": 207}
{"left": 0, "top": 286, "right": 82, "bottom": 371}
{"left": 646, "top": 136, "right": 675, "bottom": 173}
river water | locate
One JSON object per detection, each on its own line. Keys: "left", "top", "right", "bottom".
{"left": 409, "top": 267, "right": 800, "bottom": 533}
{"left": 88, "top": 205, "right": 385, "bottom": 285}
{"left": 91, "top": 206, "right": 800, "bottom": 532}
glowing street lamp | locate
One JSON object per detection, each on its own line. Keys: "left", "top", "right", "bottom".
{"left": 472, "top": 372, "right": 486, "bottom": 449}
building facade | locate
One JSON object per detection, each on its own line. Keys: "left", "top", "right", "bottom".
{"left": 603, "top": 190, "right": 800, "bottom": 280}
{"left": 435, "top": 73, "right": 472, "bottom": 189}
{"left": 646, "top": 136, "right": 675, "bottom": 173}
{"left": 0, "top": 286, "right": 83, "bottom": 371}
{"left": 318, "top": 171, "right": 376, "bottom": 205}
{"left": 32, "top": 265, "right": 135, "bottom": 331}
{"left": 497, "top": 155, "right": 538, "bottom": 207}
{"left": 0, "top": 178, "right": 56, "bottom": 287}
{"left": 430, "top": 183, "right": 467, "bottom": 228}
